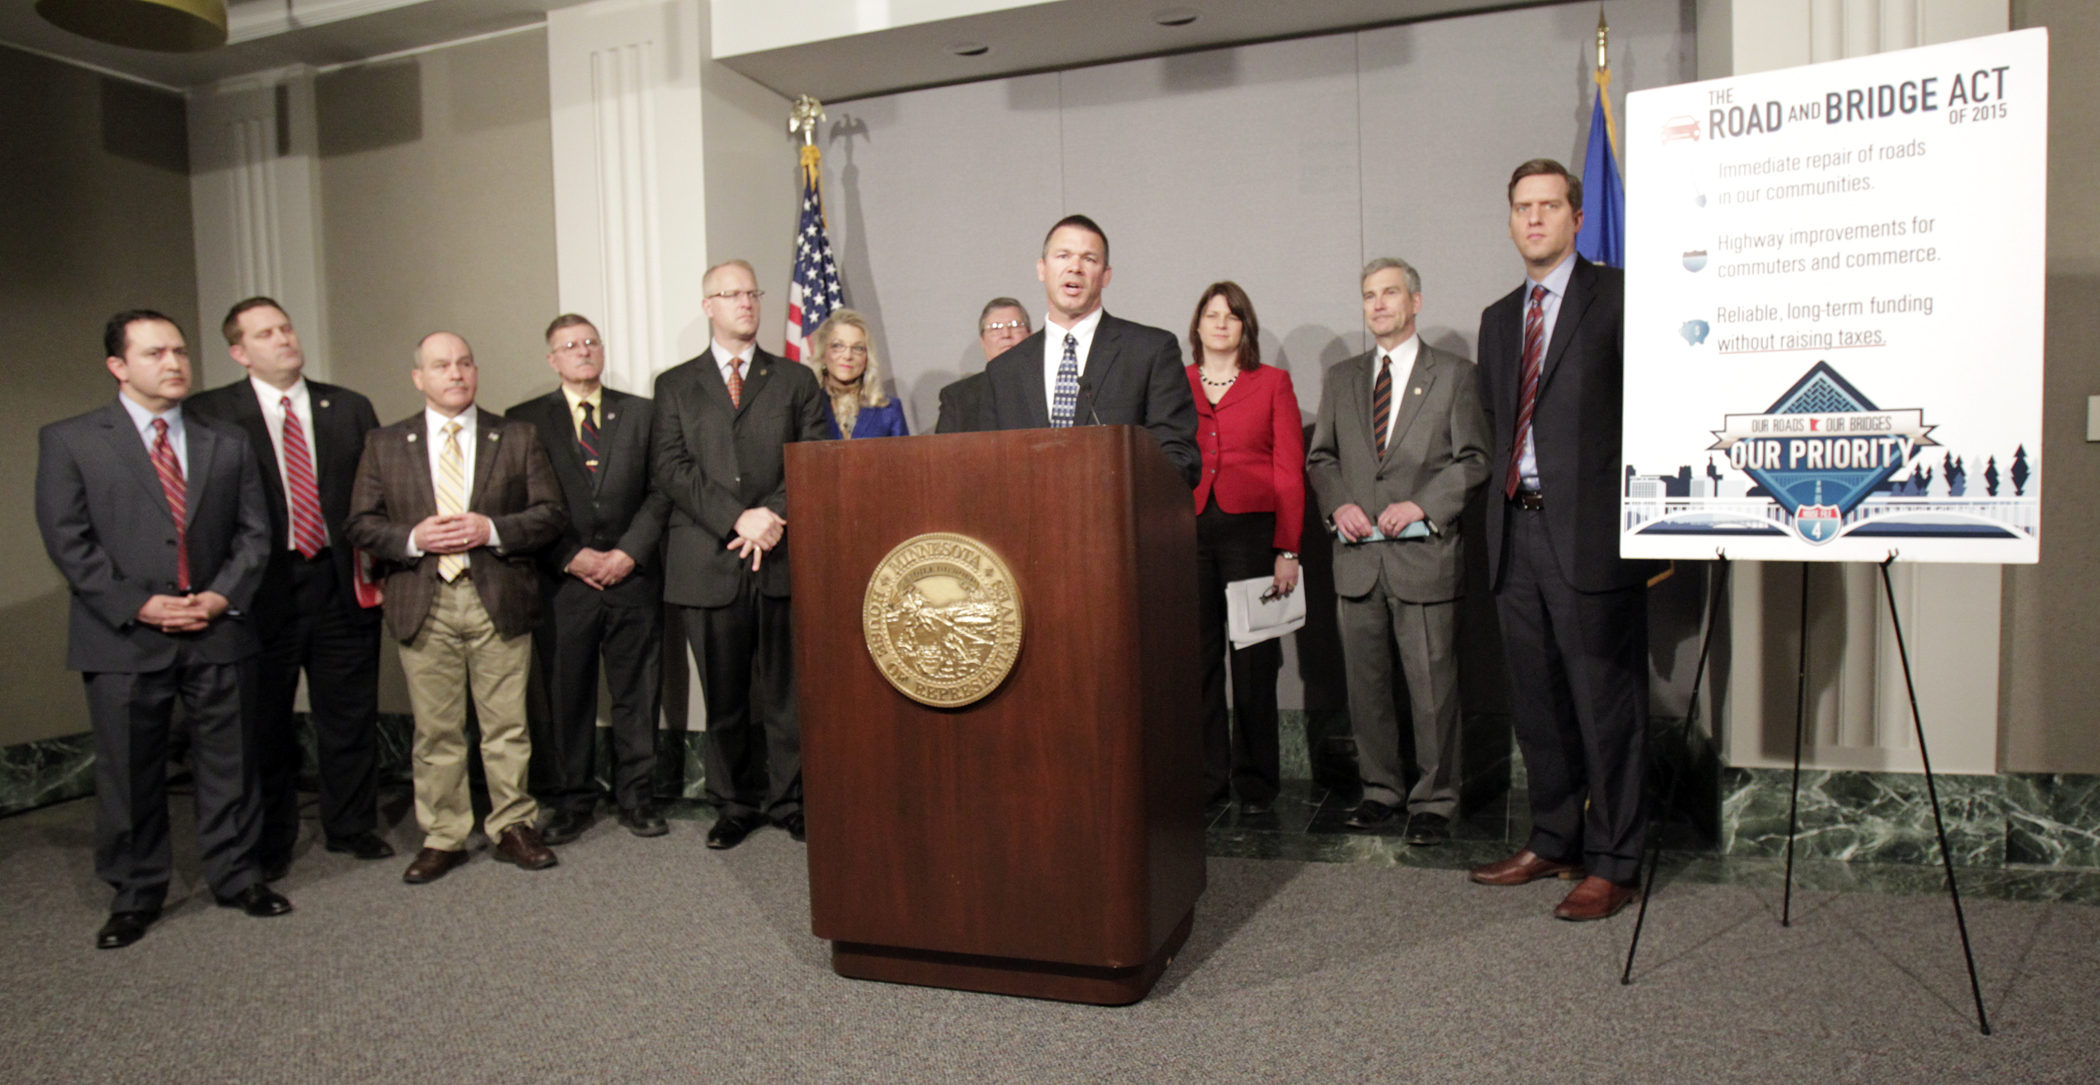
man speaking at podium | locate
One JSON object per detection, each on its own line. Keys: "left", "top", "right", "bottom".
{"left": 982, "top": 215, "right": 1200, "bottom": 487}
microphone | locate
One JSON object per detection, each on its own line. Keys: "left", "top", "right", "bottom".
{"left": 1076, "top": 378, "right": 1104, "bottom": 427}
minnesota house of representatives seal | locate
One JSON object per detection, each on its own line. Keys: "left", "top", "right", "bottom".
{"left": 863, "top": 533, "right": 1023, "bottom": 708}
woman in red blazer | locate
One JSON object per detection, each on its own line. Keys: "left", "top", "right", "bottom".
{"left": 1186, "top": 281, "right": 1306, "bottom": 818}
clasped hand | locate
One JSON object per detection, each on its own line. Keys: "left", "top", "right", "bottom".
{"left": 1333, "top": 501, "right": 1427, "bottom": 543}
{"left": 727, "top": 507, "right": 786, "bottom": 571}
{"left": 567, "top": 547, "right": 637, "bottom": 590}
{"left": 136, "top": 591, "right": 229, "bottom": 634}
{"left": 412, "top": 512, "right": 492, "bottom": 554}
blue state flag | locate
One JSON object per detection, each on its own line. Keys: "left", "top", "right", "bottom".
{"left": 1576, "top": 89, "right": 1625, "bottom": 268}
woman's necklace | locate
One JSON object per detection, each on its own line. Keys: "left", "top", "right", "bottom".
{"left": 1200, "top": 368, "right": 1237, "bottom": 389}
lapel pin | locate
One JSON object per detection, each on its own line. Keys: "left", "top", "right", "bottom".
{"left": 407, "top": 433, "right": 418, "bottom": 442}
{"left": 319, "top": 399, "right": 330, "bottom": 409}
{"left": 488, "top": 431, "right": 500, "bottom": 441}
{"left": 1414, "top": 387, "right": 1423, "bottom": 395}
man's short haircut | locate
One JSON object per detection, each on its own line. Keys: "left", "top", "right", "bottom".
{"left": 1041, "top": 214, "right": 1109, "bottom": 266}
{"left": 545, "top": 313, "right": 595, "bottom": 342}
{"left": 1360, "top": 257, "right": 1422, "bottom": 296}
{"left": 1507, "top": 158, "right": 1584, "bottom": 212}
{"left": 702, "top": 258, "right": 758, "bottom": 295}
{"left": 412, "top": 330, "right": 464, "bottom": 368}
{"left": 221, "top": 297, "right": 287, "bottom": 346}
{"left": 106, "top": 309, "right": 180, "bottom": 359}
{"left": 978, "top": 297, "right": 1029, "bottom": 330}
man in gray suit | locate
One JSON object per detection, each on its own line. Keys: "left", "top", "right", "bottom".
{"left": 35, "top": 310, "right": 291, "bottom": 949}
{"left": 1306, "top": 259, "right": 1491, "bottom": 845}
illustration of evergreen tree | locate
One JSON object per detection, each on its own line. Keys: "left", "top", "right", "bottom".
{"left": 1984, "top": 455, "right": 2000, "bottom": 496}
{"left": 2011, "top": 445, "right": 2030, "bottom": 496}
{"left": 1945, "top": 454, "right": 1965, "bottom": 497}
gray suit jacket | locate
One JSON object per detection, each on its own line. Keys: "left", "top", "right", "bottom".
{"left": 35, "top": 399, "right": 271, "bottom": 671}
{"left": 650, "top": 345, "right": 828, "bottom": 608}
{"left": 1305, "top": 343, "right": 1491, "bottom": 603}
{"left": 981, "top": 312, "right": 1202, "bottom": 487}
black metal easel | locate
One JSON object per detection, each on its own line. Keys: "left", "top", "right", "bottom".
{"left": 1620, "top": 553, "right": 1992, "bottom": 1037}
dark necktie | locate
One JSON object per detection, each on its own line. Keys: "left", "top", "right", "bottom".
{"left": 1504, "top": 284, "right": 1547, "bottom": 499}
{"left": 1051, "top": 333, "right": 1078, "bottom": 427}
{"left": 726, "top": 359, "right": 744, "bottom": 409}
{"left": 280, "top": 396, "right": 327, "bottom": 558}
{"left": 1371, "top": 354, "right": 1394, "bottom": 458}
{"left": 150, "top": 418, "right": 189, "bottom": 591}
{"left": 578, "top": 400, "right": 601, "bottom": 478}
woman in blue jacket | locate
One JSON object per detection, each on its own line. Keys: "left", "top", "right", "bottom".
{"left": 809, "top": 309, "right": 909, "bottom": 440}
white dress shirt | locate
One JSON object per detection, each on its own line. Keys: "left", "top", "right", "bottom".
{"left": 713, "top": 339, "right": 757, "bottom": 386}
{"left": 1040, "top": 307, "right": 1105, "bottom": 415}
{"left": 118, "top": 395, "right": 186, "bottom": 480}
{"left": 1516, "top": 253, "right": 1578, "bottom": 490}
{"left": 403, "top": 404, "right": 501, "bottom": 556}
{"left": 250, "top": 375, "right": 330, "bottom": 550}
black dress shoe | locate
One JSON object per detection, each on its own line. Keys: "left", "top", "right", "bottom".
{"left": 217, "top": 883, "right": 294, "bottom": 917}
{"left": 1403, "top": 812, "right": 1452, "bottom": 846}
{"left": 541, "top": 808, "right": 593, "bottom": 846}
{"left": 776, "top": 812, "right": 807, "bottom": 843}
{"left": 618, "top": 804, "right": 669, "bottom": 838}
{"left": 705, "top": 811, "right": 765, "bottom": 850}
{"left": 324, "top": 831, "right": 396, "bottom": 861}
{"left": 1239, "top": 799, "right": 1275, "bottom": 817}
{"left": 96, "top": 909, "right": 159, "bottom": 950}
{"left": 1343, "top": 798, "right": 1400, "bottom": 830}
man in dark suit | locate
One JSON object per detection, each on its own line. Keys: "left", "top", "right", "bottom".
{"left": 343, "top": 332, "right": 568, "bottom": 884}
{"left": 186, "top": 298, "right": 391, "bottom": 878}
{"left": 981, "top": 215, "right": 1200, "bottom": 485}
{"left": 935, "top": 297, "right": 1030, "bottom": 434}
{"left": 1307, "top": 258, "right": 1491, "bottom": 846}
{"left": 507, "top": 314, "right": 670, "bottom": 843}
{"left": 36, "top": 310, "right": 293, "bottom": 949}
{"left": 1471, "top": 159, "right": 1660, "bottom": 921}
{"left": 652, "top": 258, "right": 828, "bottom": 849}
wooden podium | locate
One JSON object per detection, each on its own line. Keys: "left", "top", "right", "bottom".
{"left": 785, "top": 425, "right": 1205, "bottom": 1005}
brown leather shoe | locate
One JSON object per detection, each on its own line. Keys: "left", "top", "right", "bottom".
{"left": 1554, "top": 875, "right": 1641, "bottom": 921}
{"left": 402, "top": 847, "right": 467, "bottom": 884}
{"left": 1469, "top": 849, "right": 1586, "bottom": 886}
{"left": 493, "top": 825, "right": 558, "bottom": 871}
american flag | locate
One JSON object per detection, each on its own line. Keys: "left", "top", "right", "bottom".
{"left": 784, "top": 159, "right": 843, "bottom": 362}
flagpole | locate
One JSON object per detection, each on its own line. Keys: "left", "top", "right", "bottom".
{"left": 1596, "top": 9, "right": 1622, "bottom": 175}
{"left": 790, "top": 94, "right": 828, "bottom": 229}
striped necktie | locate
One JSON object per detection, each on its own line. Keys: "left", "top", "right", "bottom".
{"left": 726, "top": 359, "right": 744, "bottom": 409}
{"left": 1371, "top": 355, "right": 1394, "bottom": 458}
{"left": 280, "top": 396, "right": 327, "bottom": 558}
{"left": 150, "top": 418, "right": 189, "bottom": 591}
{"left": 436, "top": 421, "right": 467, "bottom": 582}
{"left": 578, "top": 400, "right": 600, "bottom": 478}
{"left": 1504, "top": 285, "right": 1547, "bottom": 499}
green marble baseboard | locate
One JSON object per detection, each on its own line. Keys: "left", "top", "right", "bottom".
{"left": 0, "top": 732, "right": 96, "bottom": 818}
{"left": 1719, "top": 767, "right": 2100, "bottom": 870}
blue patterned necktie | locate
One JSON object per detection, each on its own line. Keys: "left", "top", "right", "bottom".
{"left": 1051, "top": 332, "right": 1079, "bottom": 427}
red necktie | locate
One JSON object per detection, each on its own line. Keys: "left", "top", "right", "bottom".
{"left": 1503, "top": 285, "right": 1547, "bottom": 499}
{"left": 726, "top": 359, "right": 744, "bottom": 409}
{"left": 280, "top": 396, "right": 327, "bottom": 558}
{"left": 150, "top": 418, "right": 190, "bottom": 591}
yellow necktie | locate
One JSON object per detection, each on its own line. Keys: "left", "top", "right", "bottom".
{"left": 437, "top": 421, "right": 467, "bottom": 581}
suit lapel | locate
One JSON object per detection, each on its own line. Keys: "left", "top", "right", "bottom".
{"left": 470, "top": 408, "right": 502, "bottom": 504}
{"left": 593, "top": 391, "right": 628, "bottom": 492}
{"left": 183, "top": 415, "right": 218, "bottom": 518}
{"left": 231, "top": 383, "right": 287, "bottom": 507}
{"left": 1384, "top": 351, "right": 1439, "bottom": 461}
{"left": 738, "top": 352, "right": 777, "bottom": 419}
{"left": 1538, "top": 258, "right": 1593, "bottom": 391}
{"left": 1018, "top": 331, "right": 1051, "bottom": 427}
{"left": 98, "top": 403, "right": 176, "bottom": 525}
{"left": 1080, "top": 315, "right": 1122, "bottom": 409}
{"left": 537, "top": 393, "right": 591, "bottom": 490}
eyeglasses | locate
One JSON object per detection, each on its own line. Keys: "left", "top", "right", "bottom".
{"left": 981, "top": 320, "right": 1027, "bottom": 334}
{"left": 707, "top": 290, "right": 765, "bottom": 303}
{"left": 554, "top": 338, "right": 601, "bottom": 353}
{"left": 826, "top": 343, "right": 869, "bottom": 357}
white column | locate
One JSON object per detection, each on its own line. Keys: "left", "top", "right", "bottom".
{"left": 1703, "top": 0, "right": 2008, "bottom": 774}
{"left": 186, "top": 68, "right": 328, "bottom": 388}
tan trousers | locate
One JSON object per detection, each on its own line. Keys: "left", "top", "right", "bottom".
{"left": 397, "top": 577, "right": 537, "bottom": 850}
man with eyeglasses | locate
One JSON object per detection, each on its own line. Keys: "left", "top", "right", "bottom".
{"left": 506, "top": 315, "right": 671, "bottom": 844}
{"left": 937, "top": 298, "right": 1031, "bottom": 434}
{"left": 651, "top": 259, "right": 828, "bottom": 849}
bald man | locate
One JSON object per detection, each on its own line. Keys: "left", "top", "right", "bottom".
{"left": 344, "top": 332, "right": 568, "bottom": 883}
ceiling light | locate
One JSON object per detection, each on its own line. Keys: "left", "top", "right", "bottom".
{"left": 36, "top": 0, "right": 227, "bottom": 53}
{"left": 1152, "top": 8, "right": 1200, "bottom": 27}
{"left": 946, "top": 42, "right": 991, "bottom": 57}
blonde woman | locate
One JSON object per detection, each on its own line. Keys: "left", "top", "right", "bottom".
{"left": 808, "top": 310, "right": 909, "bottom": 439}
